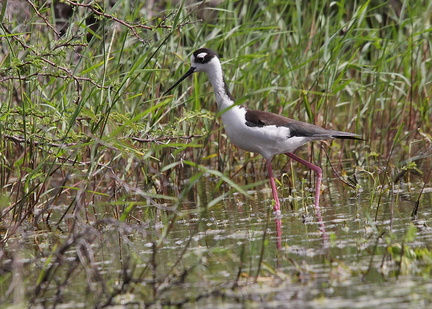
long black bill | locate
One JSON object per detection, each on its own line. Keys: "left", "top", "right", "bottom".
{"left": 162, "top": 66, "right": 196, "bottom": 96}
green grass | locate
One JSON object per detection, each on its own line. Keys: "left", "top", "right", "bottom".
{"left": 0, "top": 0, "right": 431, "bottom": 307}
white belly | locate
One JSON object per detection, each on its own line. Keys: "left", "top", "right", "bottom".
{"left": 220, "top": 107, "right": 311, "bottom": 159}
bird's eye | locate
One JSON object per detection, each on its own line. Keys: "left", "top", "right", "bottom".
{"left": 195, "top": 52, "right": 208, "bottom": 63}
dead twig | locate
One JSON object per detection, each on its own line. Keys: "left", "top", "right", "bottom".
{"left": 131, "top": 135, "right": 202, "bottom": 143}
{"left": 26, "top": 0, "right": 61, "bottom": 37}
{"left": 64, "top": 0, "right": 171, "bottom": 43}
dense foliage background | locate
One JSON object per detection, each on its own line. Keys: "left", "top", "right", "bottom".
{"left": 1, "top": 0, "right": 431, "bottom": 307}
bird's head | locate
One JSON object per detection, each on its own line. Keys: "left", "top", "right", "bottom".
{"left": 163, "top": 48, "right": 220, "bottom": 96}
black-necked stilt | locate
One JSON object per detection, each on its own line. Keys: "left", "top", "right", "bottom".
{"left": 163, "top": 48, "right": 361, "bottom": 214}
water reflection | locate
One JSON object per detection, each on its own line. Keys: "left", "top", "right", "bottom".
{"left": 1, "top": 176, "right": 431, "bottom": 308}
{"left": 275, "top": 215, "right": 282, "bottom": 250}
{"left": 274, "top": 202, "right": 329, "bottom": 251}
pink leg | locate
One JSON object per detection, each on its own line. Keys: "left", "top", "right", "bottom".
{"left": 266, "top": 159, "right": 281, "bottom": 214}
{"left": 285, "top": 153, "right": 322, "bottom": 211}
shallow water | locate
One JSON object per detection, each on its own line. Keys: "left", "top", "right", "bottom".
{"left": 2, "top": 173, "right": 432, "bottom": 308}
{"left": 161, "top": 185, "right": 432, "bottom": 308}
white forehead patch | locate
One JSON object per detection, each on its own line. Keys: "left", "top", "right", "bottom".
{"left": 196, "top": 52, "right": 207, "bottom": 59}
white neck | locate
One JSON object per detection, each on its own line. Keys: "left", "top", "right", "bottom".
{"left": 204, "top": 62, "right": 235, "bottom": 113}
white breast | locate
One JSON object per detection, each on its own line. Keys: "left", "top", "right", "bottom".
{"left": 220, "top": 106, "right": 312, "bottom": 159}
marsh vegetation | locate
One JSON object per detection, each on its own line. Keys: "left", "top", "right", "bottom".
{"left": 0, "top": 0, "right": 431, "bottom": 307}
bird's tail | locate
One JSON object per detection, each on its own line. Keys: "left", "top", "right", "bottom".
{"left": 331, "top": 131, "right": 363, "bottom": 140}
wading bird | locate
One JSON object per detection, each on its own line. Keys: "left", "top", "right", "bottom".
{"left": 163, "top": 48, "right": 361, "bottom": 214}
